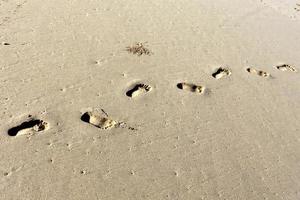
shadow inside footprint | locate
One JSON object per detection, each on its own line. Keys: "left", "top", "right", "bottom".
{"left": 81, "top": 112, "right": 117, "bottom": 130}
{"left": 276, "top": 64, "right": 297, "bottom": 72}
{"left": 8, "top": 119, "right": 48, "bottom": 136}
{"left": 81, "top": 112, "right": 91, "bottom": 123}
{"left": 246, "top": 68, "right": 270, "bottom": 77}
{"left": 177, "top": 83, "right": 205, "bottom": 94}
{"left": 126, "top": 83, "right": 152, "bottom": 98}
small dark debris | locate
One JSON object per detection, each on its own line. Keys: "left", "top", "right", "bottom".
{"left": 126, "top": 42, "right": 152, "bottom": 56}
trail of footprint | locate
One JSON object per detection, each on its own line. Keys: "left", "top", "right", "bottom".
{"left": 177, "top": 83, "right": 205, "bottom": 94}
{"left": 276, "top": 64, "right": 297, "bottom": 72}
{"left": 8, "top": 118, "right": 49, "bottom": 136}
{"left": 212, "top": 67, "right": 231, "bottom": 79}
{"left": 246, "top": 68, "right": 270, "bottom": 77}
{"left": 126, "top": 83, "right": 152, "bottom": 98}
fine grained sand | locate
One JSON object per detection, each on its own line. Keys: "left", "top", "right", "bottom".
{"left": 0, "top": 0, "right": 300, "bottom": 199}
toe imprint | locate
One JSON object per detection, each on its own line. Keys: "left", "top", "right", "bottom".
{"left": 177, "top": 83, "right": 205, "bottom": 94}
{"left": 126, "top": 83, "right": 152, "bottom": 98}
{"left": 212, "top": 67, "right": 231, "bottom": 79}
{"left": 276, "top": 64, "right": 297, "bottom": 72}
{"left": 246, "top": 68, "right": 270, "bottom": 77}
{"left": 8, "top": 119, "right": 49, "bottom": 137}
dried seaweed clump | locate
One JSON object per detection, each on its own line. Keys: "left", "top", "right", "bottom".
{"left": 126, "top": 42, "right": 152, "bottom": 56}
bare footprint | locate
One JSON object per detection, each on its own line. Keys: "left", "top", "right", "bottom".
{"left": 81, "top": 109, "right": 137, "bottom": 131}
{"left": 295, "top": 4, "right": 300, "bottom": 11}
{"left": 177, "top": 83, "right": 205, "bottom": 94}
{"left": 126, "top": 83, "right": 152, "bottom": 98}
{"left": 212, "top": 67, "right": 231, "bottom": 79}
{"left": 246, "top": 68, "right": 270, "bottom": 77}
{"left": 8, "top": 118, "right": 49, "bottom": 137}
{"left": 276, "top": 64, "right": 297, "bottom": 72}
{"left": 81, "top": 111, "right": 117, "bottom": 130}
{"left": 1, "top": 42, "right": 10, "bottom": 46}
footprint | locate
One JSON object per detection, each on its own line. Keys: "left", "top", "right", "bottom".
{"left": 276, "top": 64, "right": 297, "bottom": 72}
{"left": 81, "top": 111, "right": 117, "bottom": 130}
{"left": 126, "top": 83, "right": 152, "bottom": 98}
{"left": 177, "top": 83, "right": 205, "bottom": 94}
{"left": 212, "top": 67, "right": 231, "bottom": 79}
{"left": 295, "top": 4, "right": 300, "bottom": 11}
{"left": 1, "top": 42, "right": 10, "bottom": 46}
{"left": 246, "top": 68, "right": 270, "bottom": 77}
{"left": 8, "top": 119, "right": 49, "bottom": 136}
{"left": 81, "top": 109, "right": 138, "bottom": 131}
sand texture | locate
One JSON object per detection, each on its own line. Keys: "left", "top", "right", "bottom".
{"left": 1, "top": 0, "right": 300, "bottom": 199}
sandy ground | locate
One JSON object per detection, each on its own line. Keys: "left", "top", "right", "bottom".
{"left": 1, "top": 0, "right": 300, "bottom": 199}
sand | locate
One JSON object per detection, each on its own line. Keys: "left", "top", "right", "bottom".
{"left": 1, "top": 0, "right": 300, "bottom": 199}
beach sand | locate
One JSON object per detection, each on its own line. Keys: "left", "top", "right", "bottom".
{"left": 1, "top": 0, "right": 300, "bottom": 199}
